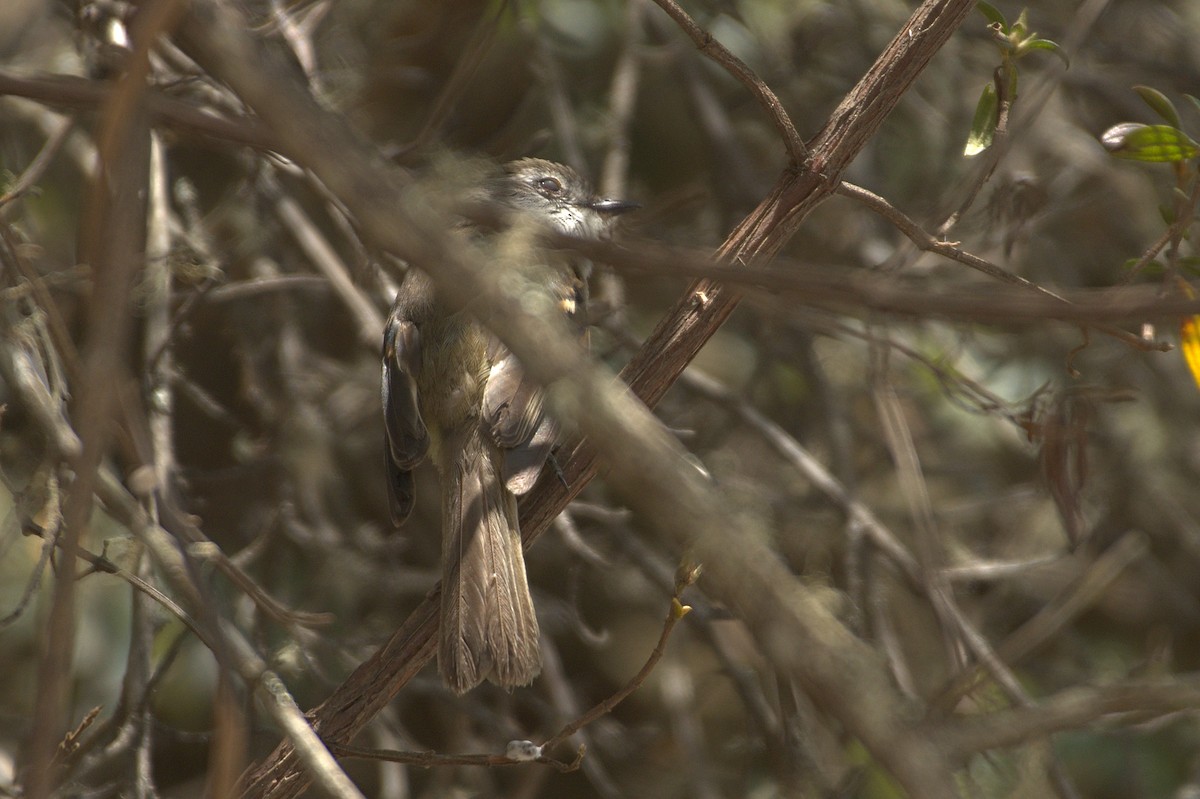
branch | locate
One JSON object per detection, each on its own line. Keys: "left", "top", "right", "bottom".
{"left": 0, "top": 334, "right": 368, "bottom": 799}
{"left": 936, "top": 676, "right": 1200, "bottom": 757}
{"left": 326, "top": 581, "right": 694, "bottom": 774}
{"left": 24, "top": 0, "right": 174, "bottom": 791}
{"left": 648, "top": 0, "right": 806, "bottom": 164}
{"left": 0, "top": 69, "right": 279, "bottom": 153}
{"left": 616, "top": 0, "right": 979, "bottom": 410}
{"left": 540, "top": 577, "right": 696, "bottom": 754}
{"left": 836, "top": 181, "right": 1062, "bottom": 296}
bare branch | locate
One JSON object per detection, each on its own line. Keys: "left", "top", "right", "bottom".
{"left": 24, "top": 1, "right": 178, "bottom": 792}
{"left": 938, "top": 675, "right": 1200, "bottom": 757}
{"left": 837, "top": 181, "right": 1063, "bottom": 297}
{"left": 648, "top": 0, "right": 805, "bottom": 164}
{"left": 0, "top": 69, "right": 279, "bottom": 153}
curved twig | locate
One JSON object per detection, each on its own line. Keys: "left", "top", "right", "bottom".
{"left": 649, "top": 0, "right": 806, "bottom": 164}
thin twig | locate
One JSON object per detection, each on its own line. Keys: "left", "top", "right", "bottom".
{"left": 533, "top": 630, "right": 619, "bottom": 795}
{"left": 938, "top": 674, "right": 1200, "bottom": 758}
{"left": 600, "top": 0, "right": 646, "bottom": 198}
{"left": 837, "top": 182, "right": 1171, "bottom": 351}
{"left": 648, "top": 0, "right": 805, "bottom": 164}
{"left": 328, "top": 742, "right": 584, "bottom": 773}
{"left": 837, "top": 181, "right": 1064, "bottom": 299}
{"left": 25, "top": 0, "right": 181, "bottom": 790}
{"left": 0, "top": 475, "right": 60, "bottom": 633}
{"left": 265, "top": 0, "right": 330, "bottom": 96}
{"left": 2, "top": 264, "right": 366, "bottom": 799}
{"left": 870, "top": 350, "right": 965, "bottom": 675}
{"left": 932, "top": 531, "right": 1149, "bottom": 713}
{"left": 329, "top": 582, "right": 694, "bottom": 773}
{"left": 261, "top": 168, "right": 383, "bottom": 349}
{"left": 679, "top": 368, "right": 920, "bottom": 577}
{"left": 561, "top": 234, "right": 1199, "bottom": 327}
{"left": 21, "top": 526, "right": 209, "bottom": 646}
{"left": 1122, "top": 173, "right": 1200, "bottom": 284}
{"left": 542, "top": 589, "right": 695, "bottom": 753}
{"left": 187, "top": 540, "right": 336, "bottom": 629}
{"left": 0, "top": 113, "right": 74, "bottom": 216}
{"left": 677, "top": 365, "right": 1043, "bottom": 719}
{"left": 934, "top": 0, "right": 1106, "bottom": 239}
{"left": 393, "top": 1, "right": 508, "bottom": 159}
{"left": 591, "top": 511, "right": 793, "bottom": 782}
{"left": 0, "top": 69, "right": 280, "bottom": 154}
{"left": 529, "top": 15, "right": 586, "bottom": 171}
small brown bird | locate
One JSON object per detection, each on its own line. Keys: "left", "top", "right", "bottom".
{"left": 382, "top": 159, "right": 636, "bottom": 693}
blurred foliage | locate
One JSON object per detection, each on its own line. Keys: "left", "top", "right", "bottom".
{"left": 2, "top": 0, "right": 1200, "bottom": 797}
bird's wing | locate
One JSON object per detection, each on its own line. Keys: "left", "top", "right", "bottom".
{"left": 481, "top": 273, "right": 587, "bottom": 495}
{"left": 481, "top": 345, "right": 557, "bottom": 496}
{"left": 382, "top": 312, "right": 429, "bottom": 525}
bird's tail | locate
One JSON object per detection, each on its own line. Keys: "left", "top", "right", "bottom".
{"left": 438, "top": 426, "right": 541, "bottom": 694}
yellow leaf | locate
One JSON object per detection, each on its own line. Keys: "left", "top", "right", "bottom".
{"left": 1182, "top": 315, "right": 1200, "bottom": 392}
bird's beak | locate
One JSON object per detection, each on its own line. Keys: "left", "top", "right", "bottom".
{"left": 586, "top": 198, "right": 640, "bottom": 215}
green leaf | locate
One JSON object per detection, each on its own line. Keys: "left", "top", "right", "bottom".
{"left": 1133, "top": 85, "right": 1181, "bottom": 128}
{"left": 965, "top": 83, "right": 999, "bottom": 156}
{"left": 1101, "top": 123, "right": 1200, "bottom": 162}
{"left": 1179, "top": 257, "right": 1200, "bottom": 277}
{"left": 1121, "top": 257, "right": 1165, "bottom": 275}
{"left": 1012, "top": 8, "right": 1029, "bottom": 38}
{"left": 1020, "top": 38, "right": 1070, "bottom": 67}
{"left": 1186, "top": 94, "right": 1200, "bottom": 117}
{"left": 975, "top": 1, "right": 1007, "bottom": 29}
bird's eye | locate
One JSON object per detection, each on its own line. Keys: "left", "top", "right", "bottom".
{"left": 537, "top": 177, "right": 562, "bottom": 194}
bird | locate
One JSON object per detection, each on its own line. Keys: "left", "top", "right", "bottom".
{"left": 382, "top": 158, "right": 637, "bottom": 694}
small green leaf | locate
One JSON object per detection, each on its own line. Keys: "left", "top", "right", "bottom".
{"left": 1122, "top": 257, "right": 1165, "bottom": 275}
{"left": 1134, "top": 85, "right": 1181, "bottom": 129}
{"left": 1179, "top": 257, "right": 1200, "bottom": 277}
{"left": 1020, "top": 38, "right": 1070, "bottom": 67}
{"left": 1012, "top": 8, "right": 1029, "bottom": 37}
{"left": 1101, "top": 123, "right": 1200, "bottom": 163}
{"left": 965, "top": 83, "right": 999, "bottom": 156}
{"left": 976, "top": 1, "right": 1007, "bottom": 28}
{"left": 1186, "top": 94, "right": 1200, "bottom": 117}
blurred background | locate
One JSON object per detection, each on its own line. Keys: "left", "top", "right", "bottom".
{"left": 3, "top": 0, "right": 1200, "bottom": 796}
